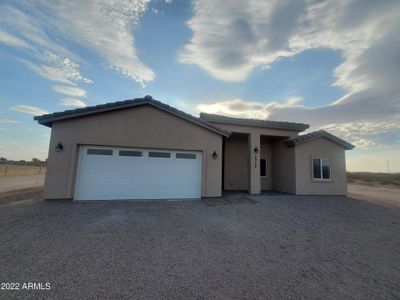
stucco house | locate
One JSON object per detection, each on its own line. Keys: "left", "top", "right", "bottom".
{"left": 34, "top": 96, "right": 354, "bottom": 201}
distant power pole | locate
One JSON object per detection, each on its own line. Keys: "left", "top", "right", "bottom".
{"left": 387, "top": 160, "right": 390, "bottom": 174}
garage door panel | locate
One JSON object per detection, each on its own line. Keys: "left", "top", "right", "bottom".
{"left": 74, "top": 146, "right": 202, "bottom": 200}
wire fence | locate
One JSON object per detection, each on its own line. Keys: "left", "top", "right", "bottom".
{"left": 0, "top": 164, "right": 46, "bottom": 176}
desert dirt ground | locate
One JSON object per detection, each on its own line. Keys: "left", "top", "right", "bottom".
{"left": 348, "top": 182, "right": 400, "bottom": 207}
{"left": 0, "top": 174, "right": 45, "bottom": 205}
{"left": 0, "top": 174, "right": 45, "bottom": 193}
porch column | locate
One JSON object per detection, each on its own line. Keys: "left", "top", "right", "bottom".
{"left": 249, "top": 132, "right": 261, "bottom": 194}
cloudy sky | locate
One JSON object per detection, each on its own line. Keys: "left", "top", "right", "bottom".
{"left": 0, "top": 0, "right": 399, "bottom": 172}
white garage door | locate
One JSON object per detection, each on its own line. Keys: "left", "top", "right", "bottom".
{"left": 74, "top": 146, "right": 202, "bottom": 201}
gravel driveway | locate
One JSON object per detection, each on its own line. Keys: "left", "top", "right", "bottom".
{"left": 0, "top": 195, "right": 399, "bottom": 299}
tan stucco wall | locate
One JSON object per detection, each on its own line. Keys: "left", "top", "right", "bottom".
{"left": 210, "top": 122, "right": 298, "bottom": 194}
{"left": 223, "top": 135, "right": 272, "bottom": 191}
{"left": 223, "top": 134, "right": 249, "bottom": 190}
{"left": 295, "top": 138, "right": 347, "bottom": 195}
{"left": 44, "top": 105, "right": 223, "bottom": 199}
{"left": 260, "top": 137, "right": 272, "bottom": 190}
{"left": 271, "top": 139, "right": 296, "bottom": 194}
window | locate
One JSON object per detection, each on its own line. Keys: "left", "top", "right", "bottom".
{"left": 119, "top": 150, "right": 142, "bottom": 157}
{"left": 176, "top": 153, "right": 196, "bottom": 159}
{"left": 260, "top": 158, "right": 267, "bottom": 177}
{"left": 87, "top": 149, "right": 113, "bottom": 155}
{"left": 313, "top": 157, "right": 331, "bottom": 180}
{"left": 149, "top": 151, "right": 170, "bottom": 158}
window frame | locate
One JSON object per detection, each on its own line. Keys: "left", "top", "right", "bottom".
{"left": 119, "top": 150, "right": 143, "bottom": 157}
{"left": 312, "top": 157, "right": 332, "bottom": 181}
{"left": 176, "top": 153, "right": 197, "bottom": 159}
{"left": 260, "top": 158, "right": 267, "bottom": 177}
{"left": 148, "top": 151, "right": 171, "bottom": 158}
{"left": 87, "top": 148, "right": 113, "bottom": 156}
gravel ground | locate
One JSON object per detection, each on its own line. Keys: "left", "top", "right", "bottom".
{"left": 0, "top": 195, "right": 399, "bottom": 299}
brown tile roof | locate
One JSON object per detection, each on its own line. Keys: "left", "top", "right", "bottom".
{"left": 200, "top": 113, "right": 309, "bottom": 132}
{"left": 34, "top": 96, "right": 230, "bottom": 137}
{"left": 285, "top": 130, "right": 355, "bottom": 150}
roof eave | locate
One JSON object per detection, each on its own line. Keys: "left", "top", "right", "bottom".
{"left": 34, "top": 99, "right": 231, "bottom": 137}
{"left": 285, "top": 134, "right": 355, "bottom": 150}
{"left": 205, "top": 119, "right": 309, "bottom": 132}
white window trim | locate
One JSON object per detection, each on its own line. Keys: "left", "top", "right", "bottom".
{"left": 312, "top": 157, "right": 332, "bottom": 182}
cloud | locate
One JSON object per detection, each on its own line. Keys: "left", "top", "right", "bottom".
{"left": 0, "top": 29, "right": 32, "bottom": 49}
{"left": 47, "top": 0, "right": 154, "bottom": 85}
{"left": 45, "top": 0, "right": 154, "bottom": 85}
{"left": 0, "top": 5, "right": 77, "bottom": 58}
{"left": 53, "top": 85, "right": 86, "bottom": 97}
{"left": 22, "top": 52, "right": 94, "bottom": 86}
{"left": 198, "top": 99, "right": 269, "bottom": 119}
{"left": 197, "top": 97, "right": 303, "bottom": 119}
{"left": 181, "top": 0, "right": 400, "bottom": 87}
{"left": 0, "top": 1, "right": 153, "bottom": 86}
{"left": 188, "top": 0, "right": 400, "bottom": 150}
{"left": 320, "top": 116, "right": 400, "bottom": 149}
{"left": 198, "top": 97, "right": 400, "bottom": 149}
{"left": 60, "top": 98, "right": 86, "bottom": 107}
{"left": 0, "top": 119, "right": 19, "bottom": 124}
{"left": 0, "top": 5, "right": 76, "bottom": 58}
{"left": 0, "top": 5, "right": 92, "bottom": 86}
{"left": 180, "top": 0, "right": 305, "bottom": 81}
{"left": 10, "top": 105, "right": 49, "bottom": 116}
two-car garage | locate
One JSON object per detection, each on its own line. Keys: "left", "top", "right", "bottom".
{"left": 35, "top": 97, "right": 226, "bottom": 200}
{"left": 74, "top": 145, "right": 203, "bottom": 201}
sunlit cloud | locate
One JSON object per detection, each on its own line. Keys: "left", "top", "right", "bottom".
{"left": 320, "top": 116, "right": 400, "bottom": 149}
{"left": 0, "top": 119, "right": 19, "bottom": 124}
{"left": 53, "top": 85, "right": 87, "bottom": 97}
{"left": 0, "top": 6, "right": 91, "bottom": 86}
{"left": 45, "top": 0, "right": 154, "bottom": 85}
{"left": 197, "top": 97, "right": 303, "bottom": 119}
{"left": 0, "top": 1, "right": 154, "bottom": 86}
{"left": 197, "top": 97, "right": 400, "bottom": 150}
{"left": 60, "top": 98, "right": 86, "bottom": 108}
{"left": 183, "top": 0, "right": 400, "bottom": 133}
{"left": 0, "top": 29, "right": 32, "bottom": 49}
{"left": 24, "top": 51, "right": 93, "bottom": 85}
{"left": 10, "top": 105, "right": 49, "bottom": 116}
{"left": 0, "top": 5, "right": 77, "bottom": 59}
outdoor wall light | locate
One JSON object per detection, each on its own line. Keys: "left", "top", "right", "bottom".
{"left": 254, "top": 147, "right": 259, "bottom": 154}
{"left": 55, "top": 142, "right": 64, "bottom": 152}
{"left": 212, "top": 151, "right": 218, "bottom": 159}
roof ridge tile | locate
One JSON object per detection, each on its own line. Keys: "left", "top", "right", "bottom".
{"left": 285, "top": 130, "right": 354, "bottom": 150}
{"left": 200, "top": 112, "right": 309, "bottom": 131}
{"left": 34, "top": 96, "right": 230, "bottom": 137}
